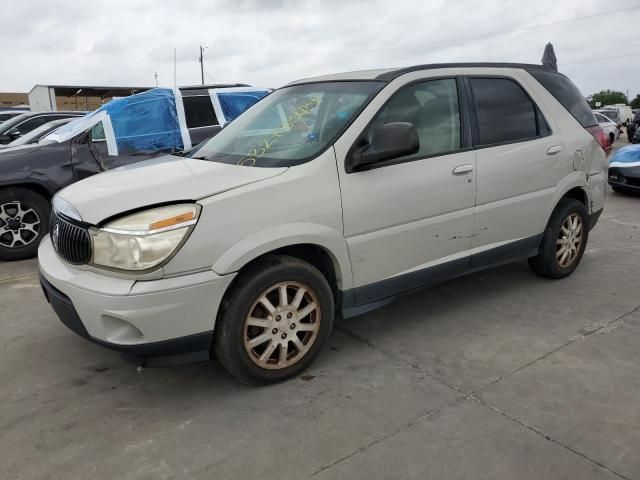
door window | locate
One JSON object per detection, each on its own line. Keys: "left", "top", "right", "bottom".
{"left": 183, "top": 95, "right": 218, "bottom": 128}
{"left": 368, "top": 78, "right": 461, "bottom": 159}
{"left": 89, "top": 121, "right": 106, "bottom": 141}
{"left": 13, "top": 116, "right": 51, "bottom": 135}
{"left": 469, "top": 78, "right": 539, "bottom": 145}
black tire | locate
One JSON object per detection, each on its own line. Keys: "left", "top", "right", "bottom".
{"left": 214, "top": 255, "right": 334, "bottom": 385}
{"left": 528, "top": 198, "right": 588, "bottom": 279}
{"left": 0, "top": 187, "right": 50, "bottom": 261}
{"left": 609, "top": 132, "right": 615, "bottom": 146}
{"left": 611, "top": 186, "right": 627, "bottom": 194}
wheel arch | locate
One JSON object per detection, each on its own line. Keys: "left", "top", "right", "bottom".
{"left": 212, "top": 223, "right": 354, "bottom": 295}
{"left": 0, "top": 181, "right": 54, "bottom": 202}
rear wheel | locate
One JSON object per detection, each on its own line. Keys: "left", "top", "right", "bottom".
{"left": 528, "top": 199, "right": 588, "bottom": 279}
{"left": 0, "top": 188, "right": 50, "bottom": 261}
{"left": 214, "top": 255, "right": 334, "bottom": 385}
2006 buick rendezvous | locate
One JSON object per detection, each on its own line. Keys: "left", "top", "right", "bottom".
{"left": 39, "top": 63, "right": 607, "bottom": 384}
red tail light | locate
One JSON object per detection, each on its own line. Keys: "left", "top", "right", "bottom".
{"left": 586, "top": 125, "right": 611, "bottom": 155}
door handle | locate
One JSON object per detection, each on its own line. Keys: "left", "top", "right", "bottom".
{"left": 547, "top": 145, "right": 563, "bottom": 155}
{"left": 452, "top": 164, "right": 474, "bottom": 175}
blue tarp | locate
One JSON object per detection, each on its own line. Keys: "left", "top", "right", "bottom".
{"left": 217, "top": 90, "right": 269, "bottom": 122}
{"left": 49, "top": 88, "right": 184, "bottom": 155}
{"left": 609, "top": 144, "right": 640, "bottom": 168}
{"left": 106, "top": 88, "right": 183, "bottom": 154}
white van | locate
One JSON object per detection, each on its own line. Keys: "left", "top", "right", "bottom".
{"left": 39, "top": 63, "right": 608, "bottom": 384}
{"left": 603, "top": 104, "right": 632, "bottom": 125}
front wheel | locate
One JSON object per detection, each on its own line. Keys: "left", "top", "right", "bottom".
{"left": 214, "top": 255, "right": 334, "bottom": 385}
{"left": 0, "top": 188, "right": 50, "bottom": 261}
{"left": 528, "top": 198, "right": 588, "bottom": 279}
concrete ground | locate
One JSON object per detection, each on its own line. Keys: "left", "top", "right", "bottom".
{"left": 1, "top": 141, "right": 639, "bottom": 480}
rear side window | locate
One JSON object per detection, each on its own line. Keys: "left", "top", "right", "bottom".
{"left": 527, "top": 69, "right": 597, "bottom": 128}
{"left": 469, "top": 78, "right": 538, "bottom": 145}
{"left": 182, "top": 95, "right": 218, "bottom": 128}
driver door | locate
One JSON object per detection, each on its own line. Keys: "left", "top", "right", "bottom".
{"left": 333, "top": 75, "right": 477, "bottom": 305}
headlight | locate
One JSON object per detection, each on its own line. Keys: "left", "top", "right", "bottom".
{"left": 52, "top": 195, "right": 81, "bottom": 221}
{"left": 91, "top": 204, "right": 200, "bottom": 271}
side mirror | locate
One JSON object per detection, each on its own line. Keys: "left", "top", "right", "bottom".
{"left": 347, "top": 122, "right": 419, "bottom": 172}
{"left": 8, "top": 129, "right": 21, "bottom": 139}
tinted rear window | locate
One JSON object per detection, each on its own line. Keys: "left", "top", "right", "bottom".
{"left": 527, "top": 69, "right": 597, "bottom": 127}
{"left": 470, "top": 78, "right": 538, "bottom": 145}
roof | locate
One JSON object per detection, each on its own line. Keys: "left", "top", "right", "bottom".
{"left": 28, "top": 85, "right": 152, "bottom": 97}
{"left": 179, "top": 84, "right": 252, "bottom": 96}
{"left": 288, "top": 62, "right": 552, "bottom": 86}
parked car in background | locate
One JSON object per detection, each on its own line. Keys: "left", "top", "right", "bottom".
{"left": 594, "top": 108, "right": 621, "bottom": 126}
{"left": 0, "top": 85, "right": 269, "bottom": 260}
{"left": 0, "top": 118, "right": 73, "bottom": 149}
{"left": 0, "top": 109, "right": 28, "bottom": 125}
{"left": 608, "top": 145, "right": 640, "bottom": 193}
{"left": 38, "top": 63, "right": 607, "bottom": 384}
{"left": 594, "top": 112, "right": 620, "bottom": 146}
{"left": 0, "top": 111, "right": 85, "bottom": 145}
{"left": 603, "top": 104, "right": 632, "bottom": 125}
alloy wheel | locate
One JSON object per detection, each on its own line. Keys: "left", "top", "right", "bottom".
{"left": 0, "top": 201, "right": 41, "bottom": 249}
{"left": 243, "top": 281, "right": 321, "bottom": 370}
{"left": 556, "top": 213, "right": 583, "bottom": 268}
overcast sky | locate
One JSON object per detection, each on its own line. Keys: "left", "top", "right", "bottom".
{"left": 3, "top": 0, "right": 640, "bottom": 98}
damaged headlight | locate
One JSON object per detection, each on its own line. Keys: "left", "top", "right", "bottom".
{"left": 91, "top": 204, "right": 200, "bottom": 271}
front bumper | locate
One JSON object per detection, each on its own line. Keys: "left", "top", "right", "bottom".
{"left": 38, "top": 236, "right": 236, "bottom": 366}
{"left": 608, "top": 166, "right": 640, "bottom": 192}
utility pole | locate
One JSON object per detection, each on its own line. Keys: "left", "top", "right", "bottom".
{"left": 199, "top": 45, "right": 205, "bottom": 85}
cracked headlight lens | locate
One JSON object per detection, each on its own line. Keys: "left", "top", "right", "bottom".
{"left": 91, "top": 204, "right": 199, "bottom": 271}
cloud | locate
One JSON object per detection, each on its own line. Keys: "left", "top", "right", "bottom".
{"left": 1, "top": 0, "right": 639, "bottom": 99}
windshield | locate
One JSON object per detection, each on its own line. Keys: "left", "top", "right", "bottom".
{"left": 0, "top": 113, "right": 30, "bottom": 135}
{"left": 7, "top": 119, "right": 70, "bottom": 147}
{"left": 188, "top": 81, "right": 383, "bottom": 167}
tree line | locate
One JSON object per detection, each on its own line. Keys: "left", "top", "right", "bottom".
{"left": 587, "top": 89, "right": 640, "bottom": 109}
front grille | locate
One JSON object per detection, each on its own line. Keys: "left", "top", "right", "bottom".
{"left": 50, "top": 213, "right": 92, "bottom": 264}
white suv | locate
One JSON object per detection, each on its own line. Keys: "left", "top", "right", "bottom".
{"left": 39, "top": 63, "right": 608, "bottom": 384}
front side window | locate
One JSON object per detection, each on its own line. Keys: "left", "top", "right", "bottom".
{"left": 188, "top": 81, "right": 384, "bottom": 167}
{"left": 183, "top": 95, "right": 218, "bottom": 128}
{"left": 470, "top": 78, "right": 538, "bottom": 146}
{"left": 89, "top": 121, "right": 106, "bottom": 141}
{"left": 367, "top": 78, "right": 461, "bottom": 159}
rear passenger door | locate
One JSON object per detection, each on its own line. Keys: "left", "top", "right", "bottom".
{"left": 465, "top": 72, "right": 565, "bottom": 267}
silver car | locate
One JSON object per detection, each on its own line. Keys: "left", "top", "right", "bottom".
{"left": 39, "top": 63, "right": 607, "bottom": 384}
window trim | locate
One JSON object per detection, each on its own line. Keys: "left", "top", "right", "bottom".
{"left": 346, "top": 75, "right": 471, "bottom": 173}
{"left": 465, "top": 75, "right": 552, "bottom": 149}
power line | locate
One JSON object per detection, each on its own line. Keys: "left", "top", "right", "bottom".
{"left": 561, "top": 52, "right": 640, "bottom": 67}
{"left": 208, "top": 6, "right": 640, "bottom": 57}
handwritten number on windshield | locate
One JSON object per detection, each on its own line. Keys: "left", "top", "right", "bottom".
{"left": 237, "top": 96, "right": 320, "bottom": 166}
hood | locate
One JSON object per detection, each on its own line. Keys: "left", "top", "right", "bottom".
{"left": 0, "top": 143, "right": 43, "bottom": 158}
{"left": 57, "top": 155, "right": 287, "bottom": 224}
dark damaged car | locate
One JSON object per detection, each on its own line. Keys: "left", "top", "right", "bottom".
{"left": 0, "top": 86, "right": 270, "bottom": 260}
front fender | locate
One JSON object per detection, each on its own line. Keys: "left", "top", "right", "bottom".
{"left": 211, "top": 222, "right": 354, "bottom": 291}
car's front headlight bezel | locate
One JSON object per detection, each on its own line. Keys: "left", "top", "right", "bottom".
{"left": 89, "top": 203, "right": 201, "bottom": 273}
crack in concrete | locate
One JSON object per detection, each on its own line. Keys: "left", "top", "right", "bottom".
{"left": 332, "top": 303, "right": 640, "bottom": 479}
{"left": 0, "top": 273, "right": 38, "bottom": 284}
{"left": 471, "top": 303, "right": 640, "bottom": 397}
{"left": 335, "top": 324, "right": 464, "bottom": 396}
{"left": 307, "top": 396, "right": 466, "bottom": 478}
{"left": 469, "top": 395, "right": 632, "bottom": 480}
